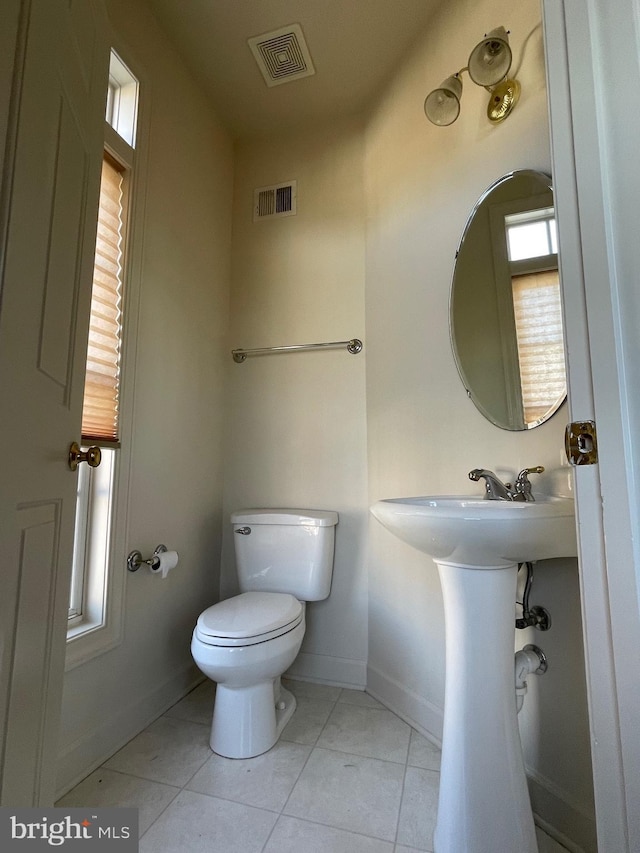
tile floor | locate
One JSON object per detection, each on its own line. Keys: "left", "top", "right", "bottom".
{"left": 58, "top": 679, "right": 570, "bottom": 852}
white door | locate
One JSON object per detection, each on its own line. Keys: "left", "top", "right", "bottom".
{"left": 0, "top": 0, "right": 107, "bottom": 806}
{"left": 544, "top": 1, "right": 640, "bottom": 850}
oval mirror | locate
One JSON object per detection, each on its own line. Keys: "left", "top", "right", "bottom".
{"left": 450, "top": 170, "right": 567, "bottom": 430}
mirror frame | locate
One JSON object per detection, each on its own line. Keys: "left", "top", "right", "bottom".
{"left": 449, "top": 169, "right": 566, "bottom": 430}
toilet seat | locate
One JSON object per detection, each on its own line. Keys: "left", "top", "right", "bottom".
{"left": 195, "top": 591, "right": 303, "bottom": 647}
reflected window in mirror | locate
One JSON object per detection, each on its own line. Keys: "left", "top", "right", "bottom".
{"left": 506, "top": 208, "right": 565, "bottom": 425}
{"left": 450, "top": 170, "right": 567, "bottom": 430}
{"left": 505, "top": 207, "right": 557, "bottom": 260}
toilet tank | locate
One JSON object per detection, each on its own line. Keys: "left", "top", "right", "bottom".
{"left": 231, "top": 508, "right": 338, "bottom": 601}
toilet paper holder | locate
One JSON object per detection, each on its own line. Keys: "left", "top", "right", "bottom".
{"left": 127, "top": 544, "right": 167, "bottom": 572}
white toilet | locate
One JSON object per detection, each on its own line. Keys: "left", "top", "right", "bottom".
{"left": 191, "top": 508, "right": 338, "bottom": 759}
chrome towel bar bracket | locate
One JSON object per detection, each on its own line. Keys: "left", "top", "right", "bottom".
{"left": 232, "top": 338, "right": 363, "bottom": 363}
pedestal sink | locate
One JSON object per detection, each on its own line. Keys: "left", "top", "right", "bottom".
{"left": 371, "top": 495, "right": 577, "bottom": 853}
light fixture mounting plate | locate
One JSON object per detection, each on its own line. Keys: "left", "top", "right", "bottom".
{"left": 487, "top": 78, "right": 521, "bottom": 123}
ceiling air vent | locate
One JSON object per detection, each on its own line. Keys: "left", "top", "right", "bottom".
{"left": 248, "top": 24, "right": 315, "bottom": 88}
{"left": 253, "top": 181, "right": 297, "bottom": 222}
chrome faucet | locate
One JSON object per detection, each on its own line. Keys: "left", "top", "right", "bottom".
{"left": 469, "top": 469, "right": 513, "bottom": 500}
{"left": 469, "top": 466, "right": 544, "bottom": 502}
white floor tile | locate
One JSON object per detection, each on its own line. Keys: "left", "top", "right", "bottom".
{"left": 338, "top": 688, "right": 386, "bottom": 710}
{"left": 56, "top": 768, "right": 179, "bottom": 836}
{"left": 164, "top": 680, "right": 215, "bottom": 727}
{"left": 139, "top": 790, "right": 277, "bottom": 853}
{"left": 284, "top": 747, "right": 405, "bottom": 841}
{"left": 407, "top": 729, "right": 441, "bottom": 772}
{"left": 281, "top": 696, "right": 336, "bottom": 745}
{"left": 396, "top": 766, "right": 439, "bottom": 851}
{"left": 104, "top": 716, "right": 212, "bottom": 787}
{"left": 61, "top": 682, "right": 578, "bottom": 853}
{"left": 186, "top": 740, "right": 311, "bottom": 811}
{"left": 264, "top": 815, "right": 395, "bottom": 852}
{"left": 284, "top": 678, "right": 342, "bottom": 702}
{"left": 317, "top": 702, "right": 411, "bottom": 764}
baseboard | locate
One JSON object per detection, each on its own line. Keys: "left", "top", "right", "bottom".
{"left": 55, "top": 664, "right": 203, "bottom": 799}
{"left": 366, "top": 663, "right": 443, "bottom": 746}
{"left": 286, "top": 651, "right": 367, "bottom": 689}
{"left": 528, "top": 767, "right": 597, "bottom": 853}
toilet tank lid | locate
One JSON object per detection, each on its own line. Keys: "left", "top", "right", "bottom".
{"left": 231, "top": 508, "right": 338, "bottom": 527}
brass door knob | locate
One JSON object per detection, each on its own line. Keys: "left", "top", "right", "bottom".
{"left": 68, "top": 441, "right": 102, "bottom": 471}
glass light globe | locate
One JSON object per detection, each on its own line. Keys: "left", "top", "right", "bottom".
{"left": 468, "top": 26, "right": 513, "bottom": 87}
{"left": 424, "top": 75, "right": 462, "bottom": 126}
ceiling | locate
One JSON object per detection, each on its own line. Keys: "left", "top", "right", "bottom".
{"left": 144, "top": 0, "right": 440, "bottom": 140}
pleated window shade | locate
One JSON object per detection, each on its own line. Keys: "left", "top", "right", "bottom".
{"left": 81, "top": 155, "right": 124, "bottom": 446}
{"left": 511, "top": 270, "right": 566, "bottom": 424}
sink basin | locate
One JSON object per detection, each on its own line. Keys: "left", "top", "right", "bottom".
{"left": 371, "top": 495, "right": 577, "bottom": 567}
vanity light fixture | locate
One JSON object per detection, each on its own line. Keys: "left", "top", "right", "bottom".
{"left": 424, "top": 26, "right": 520, "bottom": 126}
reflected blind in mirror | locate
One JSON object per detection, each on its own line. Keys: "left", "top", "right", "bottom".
{"left": 511, "top": 270, "right": 565, "bottom": 424}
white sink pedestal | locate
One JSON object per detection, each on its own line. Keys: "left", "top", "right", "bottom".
{"left": 370, "top": 493, "right": 577, "bottom": 853}
{"left": 433, "top": 559, "right": 537, "bottom": 853}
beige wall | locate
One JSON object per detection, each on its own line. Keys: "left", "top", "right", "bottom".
{"left": 57, "top": 0, "right": 234, "bottom": 792}
{"left": 220, "top": 120, "right": 369, "bottom": 687}
{"left": 364, "top": 0, "right": 595, "bottom": 848}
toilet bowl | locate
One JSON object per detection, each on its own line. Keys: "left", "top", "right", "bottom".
{"left": 191, "top": 592, "right": 305, "bottom": 758}
{"left": 191, "top": 509, "right": 338, "bottom": 759}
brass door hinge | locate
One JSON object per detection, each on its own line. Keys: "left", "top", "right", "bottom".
{"left": 565, "top": 420, "right": 598, "bottom": 465}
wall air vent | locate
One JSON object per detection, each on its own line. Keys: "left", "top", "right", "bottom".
{"left": 253, "top": 181, "right": 297, "bottom": 222}
{"left": 248, "top": 24, "right": 315, "bottom": 88}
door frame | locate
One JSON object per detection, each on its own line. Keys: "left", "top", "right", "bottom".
{"left": 543, "top": 1, "right": 640, "bottom": 849}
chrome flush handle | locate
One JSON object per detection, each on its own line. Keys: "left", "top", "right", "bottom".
{"left": 235, "top": 527, "right": 251, "bottom": 535}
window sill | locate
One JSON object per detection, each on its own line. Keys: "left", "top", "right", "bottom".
{"left": 65, "top": 617, "right": 122, "bottom": 671}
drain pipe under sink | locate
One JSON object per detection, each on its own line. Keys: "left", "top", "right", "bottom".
{"left": 515, "top": 644, "right": 548, "bottom": 713}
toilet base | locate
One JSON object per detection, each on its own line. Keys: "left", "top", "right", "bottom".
{"left": 210, "top": 679, "right": 297, "bottom": 759}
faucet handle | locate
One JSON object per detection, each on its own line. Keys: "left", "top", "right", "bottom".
{"left": 514, "top": 466, "right": 544, "bottom": 500}
{"left": 517, "top": 465, "right": 544, "bottom": 479}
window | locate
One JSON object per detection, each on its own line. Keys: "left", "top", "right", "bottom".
{"left": 67, "top": 51, "right": 138, "bottom": 661}
{"left": 105, "top": 51, "right": 139, "bottom": 148}
{"left": 68, "top": 448, "right": 116, "bottom": 631}
{"left": 67, "top": 154, "right": 124, "bottom": 634}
